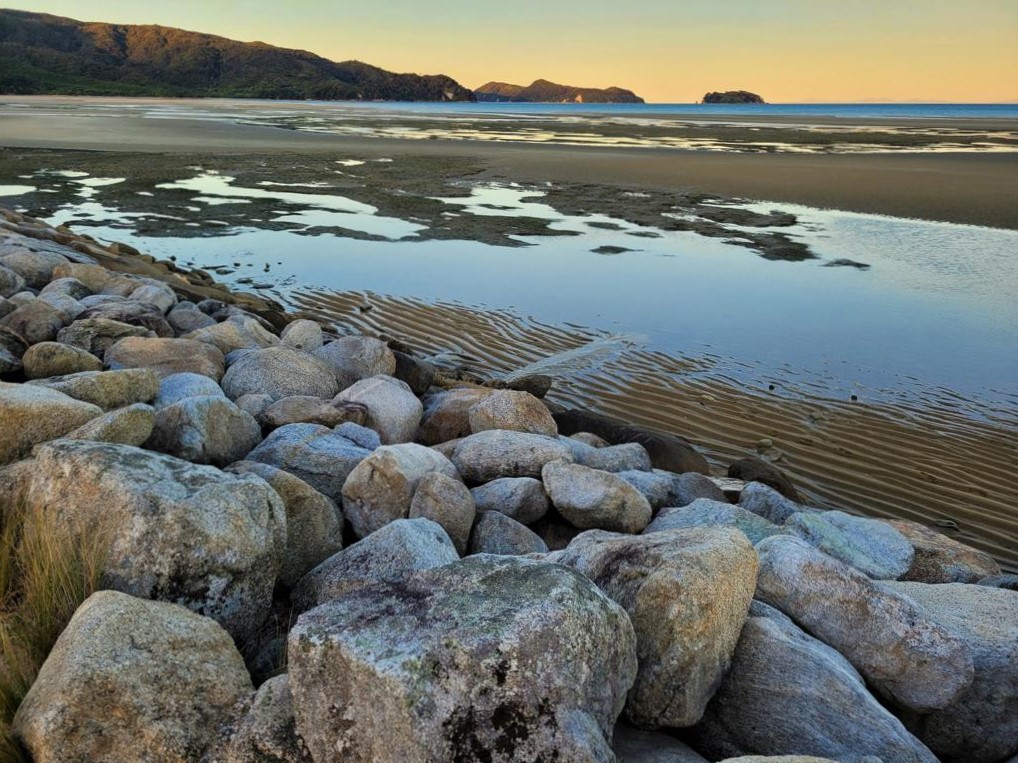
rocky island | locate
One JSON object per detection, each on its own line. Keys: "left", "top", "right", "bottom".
{"left": 0, "top": 10, "right": 474, "bottom": 101}
{"left": 0, "top": 203, "right": 1014, "bottom": 762}
{"left": 475, "top": 79, "right": 645, "bottom": 103}
{"left": 702, "top": 90, "right": 766, "bottom": 104}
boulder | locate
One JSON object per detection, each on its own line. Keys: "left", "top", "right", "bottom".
{"left": 25, "top": 440, "right": 286, "bottom": 642}
{"left": 226, "top": 461, "right": 344, "bottom": 591}
{"left": 0, "top": 382, "right": 101, "bottom": 464}
{"left": 27, "top": 367, "right": 160, "bottom": 410}
{"left": 21, "top": 340, "right": 103, "bottom": 379}
{"left": 222, "top": 346, "right": 338, "bottom": 402}
{"left": 313, "top": 335, "right": 395, "bottom": 389}
{"left": 146, "top": 396, "right": 262, "bottom": 466}
{"left": 168, "top": 301, "right": 217, "bottom": 334}
{"left": 408, "top": 471, "right": 476, "bottom": 554}
{"left": 184, "top": 315, "right": 280, "bottom": 355}
{"left": 419, "top": 387, "right": 492, "bottom": 444}
{"left": 128, "top": 283, "right": 177, "bottom": 314}
{"left": 246, "top": 423, "right": 373, "bottom": 503}
{"left": 543, "top": 461, "right": 653, "bottom": 534}
{"left": 334, "top": 421, "right": 381, "bottom": 450}
{"left": 236, "top": 392, "right": 274, "bottom": 420}
{"left": 689, "top": 601, "right": 938, "bottom": 763}
{"left": 755, "top": 535, "right": 973, "bottom": 713}
{"left": 0, "top": 262, "right": 26, "bottom": 297}
{"left": 468, "top": 510, "right": 549, "bottom": 556}
{"left": 613, "top": 723, "right": 708, "bottom": 762}
{"left": 977, "top": 574, "right": 1018, "bottom": 591}
{"left": 262, "top": 395, "right": 367, "bottom": 429}
{"left": 79, "top": 300, "right": 173, "bottom": 337}
{"left": 617, "top": 470, "right": 676, "bottom": 510}
{"left": 881, "top": 581, "right": 1018, "bottom": 763}
{"left": 291, "top": 518, "right": 458, "bottom": 613}
{"left": 470, "top": 476, "right": 549, "bottom": 525}
{"left": 886, "top": 519, "right": 1001, "bottom": 583}
{"left": 153, "top": 371, "right": 226, "bottom": 410}
{"left": 645, "top": 499, "right": 781, "bottom": 545}
{"left": 335, "top": 375, "right": 423, "bottom": 445}
{"left": 280, "top": 319, "right": 324, "bottom": 352}
{"left": 342, "top": 443, "right": 460, "bottom": 538}
{"left": 728, "top": 457, "right": 800, "bottom": 501}
{"left": 785, "top": 510, "right": 914, "bottom": 579}
{"left": 451, "top": 429, "right": 575, "bottom": 483}
{"left": 570, "top": 432, "right": 609, "bottom": 447}
{"left": 51, "top": 262, "right": 111, "bottom": 293}
{"left": 391, "top": 350, "right": 436, "bottom": 396}
{"left": 12, "top": 591, "right": 253, "bottom": 763}
{"left": 209, "top": 674, "right": 310, "bottom": 763}
{"left": 467, "top": 389, "right": 558, "bottom": 436}
{"left": 57, "top": 317, "right": 155, "bottom": 357}
{"left": 0, "top": 247, "right": 70, "bottom": 287}
{"left": 39, "top": 276, "right": 91, "bottom": 301}
{"left": 739, "top": 481, "right": 808, "bottom": 524}
{"left": 105, "top": 336, "right": 226, "bottom": 380}
{"left": 667, "top": 472, "right": 728, "bottom": 506}
{"left": 288, "top": 556, "right": 637, "bottom": 763}
{"left": 561, "top": 437, "right": 654, "bottom": 473}
{"left": 548, "top": 527, "right": 757, "bottom": 728}
{"left": 63, "top": 403, "right": 156, "bottom": 446}
{"left": 0, "top": 298, "right": 72, "bottom": 344}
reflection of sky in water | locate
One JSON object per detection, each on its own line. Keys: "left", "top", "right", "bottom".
{"left": 2, "top": 169, "right": 1016, "bottom": 408}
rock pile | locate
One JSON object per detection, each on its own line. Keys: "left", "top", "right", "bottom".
{"left": 0, "top": 208, "right": 1014, "bottom": 762}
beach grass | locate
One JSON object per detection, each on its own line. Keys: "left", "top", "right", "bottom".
{"left": 0, "top": 496, "right": 110, "bottom": 762}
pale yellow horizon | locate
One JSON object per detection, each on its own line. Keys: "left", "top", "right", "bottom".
{"left": 3, "top": 0, "right": 1017, "bottom": 103}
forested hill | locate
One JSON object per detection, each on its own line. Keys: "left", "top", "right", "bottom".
{"left": 0, "top": 10, "right": 475, "bottom": 101}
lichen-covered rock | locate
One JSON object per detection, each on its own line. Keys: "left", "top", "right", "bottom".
{"left": 755, "top": 535, "right": 973, "bottom": 713}
{"left": 452, "top": 429, "right": 575, "bottom": 484}
{"left": 786, "top": 510, "right": 914, "bottom": 579}
{"left": 21, "top": 340, "right": 103, "bottom": 379}
{"left": 63, "top": 403, "right": 156, "bottom": 446}
{"left": 246, "top": 423, "right": 373, "bottom": 503}
{"left": 342, "top": 443, "right": 460, "bottom": 538}
{"left": 646, "top": 499, "right": 781, "bottom": 545}
{"left": 886, "top": 519, "right": 1001, "bottom": 584}
{"left": 12, "top": 591, "right": 253, "bottom": 763}
{"left": 408, "top": 472, "right": 476, "bottom": 555}
{"left": 0, "top": 382, "right": 101, "bottom": 464}
{"left": 146, "top": 395, "right": 262, "bottom": 466}
{"left": 288, "top": 556, "right": 638, "bottom": 763}
{"left": 467, "top": 389, "right": 558, "bottom": 436}
{"left": 184, "top": 315, "right": 280, "bottom": 355}
{"left": 262, "top": 395, "right": 367, "bottom": 429}
{"left": 106, "top": 336, "right": 226, "bottom": 380}
{"left": 561, "top": 437, "right": 653, "bottom": 473}
{"left": 468, "top": 510, "right": 549, "bottom": 556}
{"left": 27, "top": 367, "right": 160, "bottom": 410}
{"left": 226, "top": 460, "right": 344, "bottom": 591}
{"left": 291, "top": 518, "right": 458, "bottom": 613}
{"left": 280, "top": 319, "right": 324, "bottom": 352}
{"left": 25, "top": 440, "right": 286, "bottom": 642}
{"left": 209, "top": 675, "right": 311, "bottom": 763}
{"left": 548, "top": 527, "right": 757, "bottom": 728}
{"left": 153, "top": 371, "right": 225, "bottom": 410}
{"left": 335, "top": 375, "right": 423, "bottom": 445}
{"left": 470, "top": 476, "right": 549, "bottom": 525}
{"left": 222, "top": 346, "right": 338, "bottom": 402}
{"left": 613, "top": 723, "right": 709, "bottom": 762}
{"left": 690, "top": 602, "right": 938, "bottom": 763}
{"left": 57, "top": 317, "right": 155, "bottom": 357}
{"left": 739, "top": 481, "right": 807, "bottom": 524}
{"left": 543, "top": 461, "right": 653, "bottom": 534}
{"left": 881, "top": 581, "right": 1018, "bottom": 763}
{"left": 313, "top": 335, "right": 396, "bottom": 389}
{"left": 419, "top": 387, "right": 492, "bottom": 444}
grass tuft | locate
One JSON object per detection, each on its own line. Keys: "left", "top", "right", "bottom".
{"left": 0, "top": 496, "right": 110, "bottom": 762}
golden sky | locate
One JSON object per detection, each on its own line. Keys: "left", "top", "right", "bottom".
{"left": 7, "top": 0, "right": 1018, "bottom": 102}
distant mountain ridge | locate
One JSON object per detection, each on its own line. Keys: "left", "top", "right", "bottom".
{"left": 475, "top": 79, "right": 644, "bottom": 104}
{"left": 0, "top": 9, "right": 475, "bottom": 101}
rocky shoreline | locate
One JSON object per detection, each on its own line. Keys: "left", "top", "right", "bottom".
{"left": 0, "top": 205, "right": 1015, "bottom": 763}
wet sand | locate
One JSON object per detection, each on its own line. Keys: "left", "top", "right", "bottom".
{"left": 291, "top": 289, "right": 1018, "bottom": 571}
{"left": 1, "top": 107, "right": 1017, "bottom": 229}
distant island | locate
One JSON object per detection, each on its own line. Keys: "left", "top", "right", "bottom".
{"left": 702, "top": 91, "right": 766, "bottom": 104}
{"left": 0, "top": 10, "right": 474, "bottom": 101}
{"left": 475, "top": 79, "right": 645, "bottom": 104}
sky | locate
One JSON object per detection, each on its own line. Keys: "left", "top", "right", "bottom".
{"left": 5, "top": 0, "right": 1018, "bottom": 102}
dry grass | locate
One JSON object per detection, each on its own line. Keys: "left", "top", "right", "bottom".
{"left": 0, "top": 496, "right": 110, "bottom": 762}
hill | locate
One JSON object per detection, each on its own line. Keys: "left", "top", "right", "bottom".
{"left": 0, "top": 9, "right": 474, "bottom": 101}
{"left": 702, "top": 90, "right": 765, "bottom": 104}
{"left": 475, "top": 79, "right": 644, "bottom": 104}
